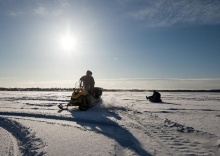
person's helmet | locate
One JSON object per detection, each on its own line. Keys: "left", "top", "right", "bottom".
{"left": 86, "top": 70, "right": 92, "bottom": 75}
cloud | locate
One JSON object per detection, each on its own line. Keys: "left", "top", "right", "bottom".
{"left": 96, "top": 78, "right": 220, "bottom": 89}
{"left": 52, "top": 9, "right": 63, "bottom": 16}
{"left": 8, "top": 11, "right": 24, "bottom": 17}
{"left": 33, "top": 6, "right": 63, "bottom": 17}
{"left": 32, "top": 0, "right": 70, "bottom": 17}
{"left": 97, "top": 78, "right": 220, "bottom": 81}
{"left": 126, "top": 0, "right": 220, "bottom": 27}
{"left": 58, "top": 0, "right": 70, "bottom": 8}
{"left": 34, "top": 6, "right": 48, "bottom": 16}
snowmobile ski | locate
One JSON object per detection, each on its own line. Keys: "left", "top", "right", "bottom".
{"left": 58, "top": 104, "right": 68, "bottom": 110}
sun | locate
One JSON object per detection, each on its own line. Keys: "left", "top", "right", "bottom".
{"left": 59, "top": 34, "right": 77, "bottom": 52}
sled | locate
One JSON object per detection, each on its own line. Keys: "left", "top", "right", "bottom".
{"left": 146, "top": 96, "right": 162, "bottom": 103}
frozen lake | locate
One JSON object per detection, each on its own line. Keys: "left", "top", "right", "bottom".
{"left": 0, "top": 91, "right": 220, "bottom": 155}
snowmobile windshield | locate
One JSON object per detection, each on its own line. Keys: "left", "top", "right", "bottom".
{"left": 75, "top": 81, "right": 84, "bottom": 89}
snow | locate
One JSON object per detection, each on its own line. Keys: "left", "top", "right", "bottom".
{"left": 0, "top": 91, "right": 220, "bottom": 155}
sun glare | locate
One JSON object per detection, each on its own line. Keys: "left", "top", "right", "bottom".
{"left": 59, "top": 34, "right": 78, "bottom": 52}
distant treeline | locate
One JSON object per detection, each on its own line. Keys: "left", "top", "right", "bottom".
{"left": 0, "top": 87, "right": 73, "bottom": 91}
{"left": 104, "top": 89, "right": 220, "bottom": 92}
{"left": 0, "top": 87, "right": 220, "bottom": 92}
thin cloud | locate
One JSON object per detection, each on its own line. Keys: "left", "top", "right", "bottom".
{"left": 32, "top": 0, "right": 70, "bottom": 17}
{"left": 97, "top": 78, "right": 220, "bottom": 81}
{"left": 8, "top": 11, "right": 24, "bottom": 17}
{"left": 33, "top": 6, "right": 48, "bottom": 16}
{"left": 18, "top": 79, "right": 76, "bottom": 88}
{"left": 126, "top": 0, "right": 220, "bottom": 27}
{"left": 58, "top": 0, "right": 70, "bottom": 8}
{"left": 52, "top": 9, "right": 63, "bottom": 16}
{"left": 33, "top": 6, "right": 64, "bottom": 17}
{"left": 96, "top": 78, "right": 220, "bottom": 89}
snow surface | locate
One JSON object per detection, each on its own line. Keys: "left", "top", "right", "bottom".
{"left": 0, "top": 91, "right": 220, "bottom": 156}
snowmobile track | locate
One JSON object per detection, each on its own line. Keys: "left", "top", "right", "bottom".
{"left": 115, "top": 108, "right": 217, "bottom": 156}
{"left": 0, "top": 116, "right": 46, "bottom": 155}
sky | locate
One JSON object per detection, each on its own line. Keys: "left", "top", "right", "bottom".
{"left": 0, "top": 0, "right": 220, "bottom": 89}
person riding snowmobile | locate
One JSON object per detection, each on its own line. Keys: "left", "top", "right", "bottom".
{"left": 80, "top": 70, "right": 95, "bottom": 95}
{"left": 146, "top": 90, "right": 162, "bottom": 102}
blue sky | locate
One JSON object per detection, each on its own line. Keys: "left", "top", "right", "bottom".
{"left": 0, "top": 0, "right": 220, "bottom": 89}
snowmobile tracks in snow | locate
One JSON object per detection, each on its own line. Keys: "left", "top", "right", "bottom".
{"left": 0, "top": 126, "right": 19, "bottom": 155}
{"left": 115, "top": 108, "right": 219, "bottom": 156}
{"left": 1, "top": 108, "right": 219, "bottom": 155}
{"left": 0, "top": 116, "right": 46, "bottom": 155}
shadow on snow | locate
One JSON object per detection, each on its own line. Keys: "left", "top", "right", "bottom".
{"left": 0, "top": 105, "right": 151, "bottom": 155}
{"left": 68, "top": 105, "right": 152, "bottom": 156}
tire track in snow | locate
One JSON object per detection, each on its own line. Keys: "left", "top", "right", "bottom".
{"left": 116, "top": 108, "right": 218, "bottom": 156}
{"left": 0, "top": 127, "right": 20, "bottom": 156}
{"left": 0, "top": 116, "right": 46, "bottom": 156}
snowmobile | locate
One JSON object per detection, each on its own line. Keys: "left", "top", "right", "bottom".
{"left": 146, "top": 96, "right": 162, "bottom": 103}
{"left": 58, "top": 81, "right": 103, "bottom": 111}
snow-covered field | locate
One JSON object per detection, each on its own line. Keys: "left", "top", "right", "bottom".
{"left": 0, "top": 91, "right": 220, "bottom": 156}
